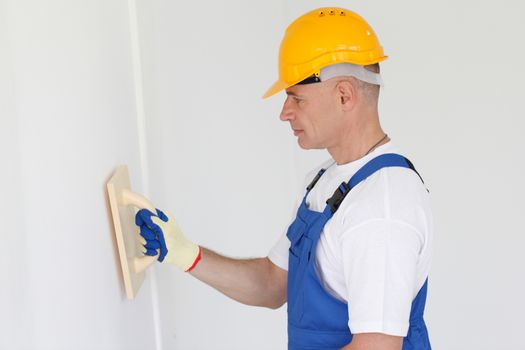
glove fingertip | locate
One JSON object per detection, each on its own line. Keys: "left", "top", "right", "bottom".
{"left": 145, "top": 248, "right": 157, "bottom": 256}
{"left": 157, "top": 247, "right": 167, "bottom": 262}
{"left": 135, "top": 210, "right": 145, "bottom": 226}
{"left": 145, "top": 240, "right": 161, "bottom": 250}
{"left": 156, "top": 208, "right": 168, "bottom": 222}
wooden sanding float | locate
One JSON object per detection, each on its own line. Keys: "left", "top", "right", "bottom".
{"left": 107, "top": 165, "right": 157, "bottom": 299}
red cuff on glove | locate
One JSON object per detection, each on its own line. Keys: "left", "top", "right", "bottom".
{"left": 185, "top": 246, "right": 202, "bottom": 272}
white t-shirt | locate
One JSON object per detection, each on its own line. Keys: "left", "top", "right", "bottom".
{"left": 268, "top": 142, "right": 433, "bottom": 337}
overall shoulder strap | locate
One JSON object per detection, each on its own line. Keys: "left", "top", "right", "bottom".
{"left": 348, "top": 153, "right": 420, "bottom": 188}
{"left": 325, "top": 153, "right": 425, "bottom": 214}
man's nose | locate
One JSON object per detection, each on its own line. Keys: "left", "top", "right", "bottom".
{"left": 280, "top": 97, "right": 295, "bottom": 122}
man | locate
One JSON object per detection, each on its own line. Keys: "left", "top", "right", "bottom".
{"left": 136, "top": 7, "right": 433, "bottom": 350}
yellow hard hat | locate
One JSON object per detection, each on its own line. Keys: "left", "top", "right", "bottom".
{"left": 263, "top": 7, "right": 388, "bottom": 98}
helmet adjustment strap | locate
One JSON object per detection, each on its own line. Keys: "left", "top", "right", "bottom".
{"left": 297, "top": 72, "right": 321, "bottom": 85}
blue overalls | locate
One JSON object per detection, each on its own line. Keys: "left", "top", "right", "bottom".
{"left": 286, "top": 154, "right": 431, "bottom": 350}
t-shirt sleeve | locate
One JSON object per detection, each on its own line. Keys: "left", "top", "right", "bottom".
{"left": 341, "top": 219, "right": 422, "bottom": 336}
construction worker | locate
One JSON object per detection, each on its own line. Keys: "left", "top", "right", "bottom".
{"left": 136, "top": 7, "right": 433, "bottom": 350}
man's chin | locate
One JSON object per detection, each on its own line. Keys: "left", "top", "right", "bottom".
{"left": 297, "top": 139, "right": 321, "bottom": 150}
{"left": 297, "top": 139, "right": 309, "bottom": 150}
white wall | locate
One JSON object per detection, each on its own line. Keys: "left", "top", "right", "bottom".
{"left": 138, "top": 0, "right": 525, "bottom": 350}
{"left": 1, "top": 1, "right": 160, "bottom": 349}
{"left": 0, "top": 2, "right": 32, "bottom": 347}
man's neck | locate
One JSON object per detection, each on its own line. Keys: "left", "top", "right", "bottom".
{"left": 328, "top": 113, "right": 387, "bottom": 165}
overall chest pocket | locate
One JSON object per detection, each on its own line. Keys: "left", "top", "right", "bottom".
{"left": 287, "top": 216, "right": 313, "bottom": 325}
{"left": 287, "top": 216, "right": 307, "bottom": 255}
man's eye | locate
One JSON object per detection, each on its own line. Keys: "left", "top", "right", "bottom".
{"left": 293, "top": 97, "right": 302, "bottom": 103}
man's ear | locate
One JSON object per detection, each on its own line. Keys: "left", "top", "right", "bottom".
{"left": 335, "top": 79, "right": 358, "bottom": 111}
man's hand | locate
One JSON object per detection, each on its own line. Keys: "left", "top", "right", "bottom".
{"left": 135, "top": 208, "right": 169, "bottom": 261}
{"left": 135, "top": 208, "right": 201, "bottom": 272}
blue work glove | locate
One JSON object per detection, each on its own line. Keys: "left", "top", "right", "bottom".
{"left": 135, "top": 208, "right": 201, "bottom": 271}
{"left": 135, "top": 208, "right": 169, "bottom": 262}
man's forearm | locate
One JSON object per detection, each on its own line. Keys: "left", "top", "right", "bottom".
{"left": 189, "top": 247, "right": 287, "bottom": 309}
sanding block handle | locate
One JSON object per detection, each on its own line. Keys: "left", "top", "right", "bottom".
{"left": 121, "top": 189, "right": 158, "bottom": 273}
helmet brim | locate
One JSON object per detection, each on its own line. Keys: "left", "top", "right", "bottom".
{"left": 262, "top": 79, "right": 289, "bottom": 99}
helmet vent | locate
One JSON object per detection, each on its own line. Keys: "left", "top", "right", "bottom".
{"left": 319, "top": 9, "right": 346, "bottom": 17}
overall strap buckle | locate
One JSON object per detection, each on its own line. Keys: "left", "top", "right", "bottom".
{"left": 306, "top": 168, "right": 326, "bottom": 191}
{"left": 325, "top": 153, "right": 425, "bottom": 215}
{"left": 326, "top": 182, "right": 351, "bottom": 214}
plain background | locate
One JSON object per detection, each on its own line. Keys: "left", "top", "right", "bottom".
{"left": 2, "top": 0, "right": 524, "bottom": 349}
